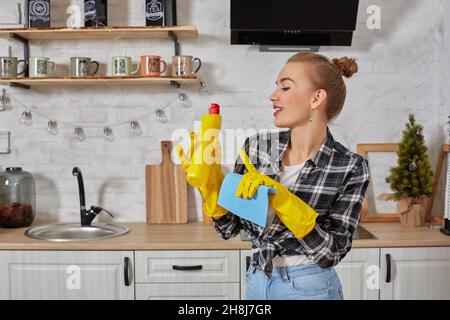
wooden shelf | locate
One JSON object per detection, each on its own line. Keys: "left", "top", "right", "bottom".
{"left": 0, "top": 76, "right": 201, "bottom": 87}
{"left": 0, "top": 26, "right": 198, "bottom": 41}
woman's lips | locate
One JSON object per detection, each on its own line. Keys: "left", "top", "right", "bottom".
{"left": 273, "top": 106, "right": 284, "bottom": 117}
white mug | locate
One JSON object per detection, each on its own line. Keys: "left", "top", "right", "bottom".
{"left": 29, "top": 57, "right": 55, "bottom": 77}
{"left": 112, "top": 56, "right": 140, "bottom": 76}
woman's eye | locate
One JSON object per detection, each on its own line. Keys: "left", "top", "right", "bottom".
{"left": 281, "top": 87, "right": 290, "bottom": 91}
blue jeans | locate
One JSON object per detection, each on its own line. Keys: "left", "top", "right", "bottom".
{"left": 245, "top": 264, "right": 344, "bottom": 300}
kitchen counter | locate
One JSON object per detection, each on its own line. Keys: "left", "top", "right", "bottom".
{"left": 354, "top": 222, "right": 450, "bottom": 248}
{"left": 0, "top": 222, "right": 449, "bottom": 250}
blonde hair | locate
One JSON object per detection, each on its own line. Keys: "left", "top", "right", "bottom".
{"left": 287, "top": 52, "right": 358, "bottom": 120}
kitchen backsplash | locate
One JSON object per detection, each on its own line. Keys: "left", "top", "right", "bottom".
{"left": 0, "top": 0, "right": 448, "bottom": 223}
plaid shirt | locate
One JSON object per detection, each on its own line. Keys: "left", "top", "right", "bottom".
{"left": 213, "top": 127, "right": 370, "bottom": 276}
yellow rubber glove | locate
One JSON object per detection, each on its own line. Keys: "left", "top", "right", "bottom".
{"left": 236, "top": 149, "right": 318, "bottom": 238}
{"left": 175, "top": 131, "right": 228, "bottom": 218}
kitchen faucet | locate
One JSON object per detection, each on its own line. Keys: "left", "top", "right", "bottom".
{"left": 72, "top": 167, "right": 114, "bottom": 226}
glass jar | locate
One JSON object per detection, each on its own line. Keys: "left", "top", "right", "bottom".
{"left": 0, "top": 167, "right": 36, "bottom": 228}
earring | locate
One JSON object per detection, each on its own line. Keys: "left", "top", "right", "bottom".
{"left": 309, "top": 110, "right": 314, "bottom": 122}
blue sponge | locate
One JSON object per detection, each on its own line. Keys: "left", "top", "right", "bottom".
{"left": 218, "top": 173, "right": 276, "bottom": 228}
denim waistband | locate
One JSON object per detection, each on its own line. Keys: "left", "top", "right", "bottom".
{"left": 269, "top": 264, "right": 328, "bottom": 282}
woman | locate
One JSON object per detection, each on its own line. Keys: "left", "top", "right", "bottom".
{"left": 176, "top": 52, "right": 370, "bottom": 300}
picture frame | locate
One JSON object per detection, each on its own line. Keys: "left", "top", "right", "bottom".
{"left": 357, "top": 143, "right": 400, "bottom": 222}
{"left": 426, "top": 144, "right": 449, "bottom": 225}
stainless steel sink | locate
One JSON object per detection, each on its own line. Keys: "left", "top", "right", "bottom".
{"left": 25, "top": 223, "right": 130, "bottom": 242}
{"left": 352, "top": 225, "right": 377, "bottom": 240}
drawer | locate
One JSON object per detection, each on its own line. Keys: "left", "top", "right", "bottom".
{"left": 136, "top": 283, "right": 240, "bottom": 300}
{"left": 135, "top": 250, "right": 240, "bottom": 283}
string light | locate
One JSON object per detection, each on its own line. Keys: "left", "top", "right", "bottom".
{"left": 21, "top": 111, "right": 32, "bottom": 126}
{"left": 74, "top": 127, "right": 85, "bottom": 141}
{"left": 103, "top": 127, "right": 114, "bottom": 141}
{"left": 155, "top": 109, "right": 168, "bottom": 123}
{"left": 199, "top": 81, "right": 211, "bottom": 95}
{"left": 0, "top": 89, "right": 7, "bottom": 112}
{"left": 178, "top": 92, "right": 192, "bottom": 108}
{"left": 130, "top": 120, "right": 142, "bottom": 136}
{"left": 9, "top": 79, "right": 209, "bottom": 142}
{"left": 12, "top": 91, "right": 186, "bottom": 142}
{"left": 47, "top": 120, "right": 58, "bottom": 135}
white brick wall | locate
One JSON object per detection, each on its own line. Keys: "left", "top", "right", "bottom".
{"left": 0, "top": 0, "right": 448, "bottom": 223}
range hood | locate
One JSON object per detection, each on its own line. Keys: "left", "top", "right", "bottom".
{"left": 231, "top": 0, "right": 360, "bottom": 51}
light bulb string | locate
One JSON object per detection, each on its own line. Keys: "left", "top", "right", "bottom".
{"left": 12, "top": 90, "right": 183, "bottom": 129}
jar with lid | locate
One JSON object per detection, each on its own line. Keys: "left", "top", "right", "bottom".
{"left": 0, "top": 167, "right": 36, "bottom": 228}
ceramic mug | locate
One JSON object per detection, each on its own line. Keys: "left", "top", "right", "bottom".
{"left": 70, "top": 57, "right": 100, "bottom": 77}
{"left": 29, "top": 57, "right": 56, "bottom": 77}
{"left": 0, "top": 57, "right": 27, "bottom": 78}
{"left": 140, "top": 55, "right": 167, "bottom": 77}
{"left": 112, "top": 56, "right": 140, "bottom": 76}
{"left": 172, "top": 55, "right": 201, "bottom": 77}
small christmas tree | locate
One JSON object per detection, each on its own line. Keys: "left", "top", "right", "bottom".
{"left": 387, "top": 114, "right": 434, "bottom": 200}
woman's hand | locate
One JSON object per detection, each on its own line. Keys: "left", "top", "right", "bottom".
{"left": 236, "top": 148, "right": 277, "bottom": 199}
{"left": 235, "top": 149, "right": 318, "bottom": 238}
{"left": 175, "top": 131, "right": 199, "bottom": 172}
{"left": 175, "top": 131, "right": 227, "bottom": 218}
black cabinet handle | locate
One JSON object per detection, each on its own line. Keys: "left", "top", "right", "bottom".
{"left": 124, "top": 257, "right": 131, "bottom": 286}
{"left": 246, "top": 256, "right": 251, "bottom": 271}
{"left": 172, "top": 265, "right": 203, "bottom": 271}
{"left": 386, "top": 254, "right": 392, "bottom": 283}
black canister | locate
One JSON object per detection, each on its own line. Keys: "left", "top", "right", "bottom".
{"left": 146, "top": 0, "right": 177, "bottom": 26}
{"left": 26, "top": 0, "right": 51, "bottom": 28}
{"left": 84, "top": 0, "right": 108, "bottom": 27}
{"left": 0, "top": 168, "right": 36, "bottom": 228}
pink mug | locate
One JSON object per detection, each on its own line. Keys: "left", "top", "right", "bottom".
{"left": 140, "top": 55, "right": 167, "bottom": 77}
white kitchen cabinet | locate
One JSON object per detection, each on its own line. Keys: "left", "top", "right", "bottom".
{"left": 0, "top": 251, "right": 134, "bottom": 300}
{"left": 2, "top": 246, "right": 449, "bottom": 300}
{"left": 240, "top": 250, "right": 251, "bottom": 299}
{"left": 240, "top": 248, "right": 379, "bottom": 300}
{"left": 335, "top": 248, "right": 380, "bottom": 300}
{"left": 380, "top": 247, "right": 450, "bottom": 300}
{"left": 135, "top": 250, "right": 241, "bottom": 300}
{"left": 136, "top": 283, "right": 240, "bottom": 300}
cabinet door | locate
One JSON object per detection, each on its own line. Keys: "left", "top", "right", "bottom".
{"left": 335, "top": 248, "right": 380, "bottom": 300}
{"left": 240, "top": 250, "right": 251, "bottom": 300}
{"left": 380, "top": 247, "right": 450, "bottom": 300}
{"left": 0, "top": 251, "right": 134, "bottom": 300}
{"left": 241, "top": 249, "right": 379, "bottom": 300}
{"left": 136, "top": 283, "right": 240, "bottom": 300}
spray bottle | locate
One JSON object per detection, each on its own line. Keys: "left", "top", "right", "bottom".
{"left": 186, "top": 103, "right": 222, "bottom": 190}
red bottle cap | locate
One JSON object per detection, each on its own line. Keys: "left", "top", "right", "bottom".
{"left": 209, "top": 103, "right": 220, "bottom": 115}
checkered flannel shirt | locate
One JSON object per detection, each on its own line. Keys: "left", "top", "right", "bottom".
{"left": 213, "top": 127, "right": 370, "bottom": 276}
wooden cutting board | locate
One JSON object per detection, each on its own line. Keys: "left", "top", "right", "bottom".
{"left": 146, "top": 141, "right": 188, "bottom": 224}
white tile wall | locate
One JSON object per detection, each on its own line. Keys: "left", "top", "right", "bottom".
{"left": 0, "top": 0, "right": 448, "bottom": 223}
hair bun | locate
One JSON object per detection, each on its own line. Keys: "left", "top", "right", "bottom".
{"left": 332, "top": 57, "right": 358, "bottom": 78}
